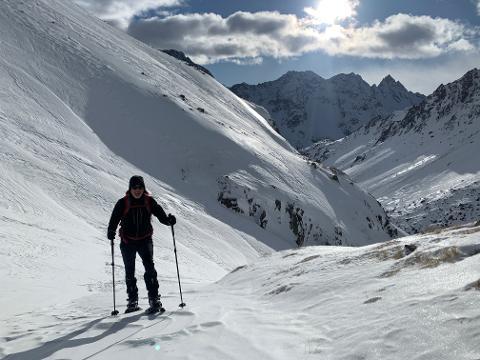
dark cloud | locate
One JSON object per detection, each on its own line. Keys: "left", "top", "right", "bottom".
{"left": 225, "top": 11, "right": 290, "bottom": 35}
{"left": 378, "top": 22, "right": 436, "bottom": 48}
{"left": 126, "top": 11, "right": 312, "bottom": 63}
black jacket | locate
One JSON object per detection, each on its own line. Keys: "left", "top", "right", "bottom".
{"left": 108, "top": 193, "right": 170, "bottom": 242}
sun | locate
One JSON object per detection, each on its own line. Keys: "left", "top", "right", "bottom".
{"left": 305, "top": 0, "right": 358, "bottom": 25}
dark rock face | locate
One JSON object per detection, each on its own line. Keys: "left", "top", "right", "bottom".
{"left": 216, "top": 175, "right": 331, "bottom": 246}
{"left": 216, "top": 164, "right": 396, "bottom": 246}
{"left": 161, "top": 49, "right": 214, "bottom": 78}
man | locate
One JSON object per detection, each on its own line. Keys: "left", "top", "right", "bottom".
{"left": 108, "top": 175, "right": 176, "bottom": 313}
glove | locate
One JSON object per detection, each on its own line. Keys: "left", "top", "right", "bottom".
{"left": 107, "top": 230, "right": 115, "bottom": 241}
{"left": 167, "top": 214, "right": 176, "bottom": 226}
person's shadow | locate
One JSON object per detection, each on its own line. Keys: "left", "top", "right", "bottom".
{"left": 3, "top": 311, "right": 162, "bottom": 360}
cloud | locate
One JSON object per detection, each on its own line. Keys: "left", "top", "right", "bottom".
{"left": 359, "top": 50, "right": 480, "bottom": 95}
{"left": 126, "top": 11, "right": 478, "bottom": 64}
{"left": 73, "top": 0, "right": 182, "bottom": 28}
{"left": 328, "top": 14, "right": 477, "bottom": 59}
{"left": 127, "top": 11, "right": 325, "bottom": 64}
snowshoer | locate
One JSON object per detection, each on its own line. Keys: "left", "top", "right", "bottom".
{"left": 107, "top": 175, "right": 176, "bottom": 313}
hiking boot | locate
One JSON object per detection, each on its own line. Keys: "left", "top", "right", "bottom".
{"left": 125, "top": 297, "right": 140, "bottom": 313}
{"left": 148, "top": 295, "right": 162, "bottom": 310}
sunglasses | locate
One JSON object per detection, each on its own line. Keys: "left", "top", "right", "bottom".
{"left": 132, "top": 185, "right": 144, "bottom": 190}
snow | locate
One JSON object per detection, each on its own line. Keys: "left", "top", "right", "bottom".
{"left": 304, "top": 70, "right": 480, "bottom": 233}
{"left": 3, "top": 224, "right": 480, "bottom": 359}
{"left": 1, "top": 0, "right": 477, "bottom": 358}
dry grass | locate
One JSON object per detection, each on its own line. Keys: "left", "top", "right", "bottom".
{"left": 421, "top": 225, "right": 447, "bottom": 234}
{"left": 230, "top": 265, "right": 247, "bottom": 274}
{"left": 364, "top": 297, "right": 382, "bottom": 304}
{"left": 422, "top": 221, "right": 480, "bottom": 235}
{"left": 454, "top": 227, "right": 480, "bottom": 236}
{"left": 464, "top": 279, "right": 480, "bottom": 291}
{"left": 409, "top": 247, "right": 461, "bottom": 268}
{"left": 297, "top": 255, "right": 321, "bottom": 264}
{"left": 380, "top": 246, "right": 461, "bottom": 278}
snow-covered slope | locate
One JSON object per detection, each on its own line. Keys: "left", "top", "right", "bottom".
{"left": 0, "top": 0, "right": 397, "bottom": 319}
{"left": 304, "top": 69, "right": 480, "bottom": 233}
{"left": 230, "top": 71, "right": 425, "bottom": 148}
{"left": 3, "top": 223, "right": 480, "bottom": 359}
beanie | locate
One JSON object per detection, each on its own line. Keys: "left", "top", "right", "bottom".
{"left": 129, "top": 175, "right": 145, "bottom": 189}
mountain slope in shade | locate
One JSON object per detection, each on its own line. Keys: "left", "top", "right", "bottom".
{"left": 230, "top": 71, "right": 425, "bottom": 148}
{"left": 304, "top": 69, "right": 480, "bottom": 233}
{"left": 0, "top": 0, "right": 396, "bottom": 317}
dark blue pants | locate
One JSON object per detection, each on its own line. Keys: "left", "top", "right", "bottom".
{"left": 120, "top": 238, "right": 159, "bottom": 300}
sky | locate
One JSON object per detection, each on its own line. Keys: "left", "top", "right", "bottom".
{"left": 74, "top": 0, "right": 480, "bottom": 94}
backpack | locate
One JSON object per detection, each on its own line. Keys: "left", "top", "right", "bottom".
{"left": 122, "top": 192, "right": 152, "bottom": 218}
{"left": 120, "top": 193, "right": 153, "bottom": 242}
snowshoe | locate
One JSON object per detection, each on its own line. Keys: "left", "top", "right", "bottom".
{"left": 125, "top": 298, "right": 141, "bottom": 314}
{"left": 145, "top": 306, "right": 165, "bottom": 315}
{"left": 145, "top": 296, "right": 165, "bottom": 315}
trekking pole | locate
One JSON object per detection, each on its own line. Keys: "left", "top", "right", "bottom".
{"left": 171, "top": 225, "right": 186, "bottom": 308}
{"left": 110, "top": 240, "right": 119, "bottom": 316}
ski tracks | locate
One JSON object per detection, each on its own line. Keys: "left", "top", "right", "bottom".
{"left": 1, "top": 307, "right": 200, "bottom": 360}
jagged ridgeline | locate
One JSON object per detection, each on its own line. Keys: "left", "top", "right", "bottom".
{"left": 230, "top": 71, "right": 425, "bottom": 149}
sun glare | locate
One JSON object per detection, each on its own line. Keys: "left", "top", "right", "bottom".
{"left": 305, "top": 0, "right": 357, "bottom": 25}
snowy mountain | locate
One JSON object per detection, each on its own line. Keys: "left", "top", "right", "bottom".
{"left": 230, "top": 71, "right": 425, "bottom": 148}
{"left": 0, "top": 0, "right": 398, "bottom": 322}
{"left": 304, "top": 68, "right": 480, "bottom": 234}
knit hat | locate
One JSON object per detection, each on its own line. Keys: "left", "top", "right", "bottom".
{"left": 129, "top": 175, "right": 145, "bottom": 189}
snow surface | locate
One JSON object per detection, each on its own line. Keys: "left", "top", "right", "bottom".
{"left": 3, "top": 223, "right": 480, "bottom": 359}
{"left": 0, "top": 0, "right": 397, "bottom": 343}
{"left": 2, "top": 0, "right": 476, "bottom": 359}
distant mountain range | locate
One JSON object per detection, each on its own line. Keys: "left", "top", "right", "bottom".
{"left": 230, "top": 71, "right": 425, "bottom": 148}
{"left": 303, "top": 68, "right": 480, "bottom": 234}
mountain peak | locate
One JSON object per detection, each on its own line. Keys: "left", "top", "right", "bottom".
{"left": 380, "top": 74, "right": 395, "bottom": 83}
{"left": 432, "top": 67, "right": 480, "bottom": 104}
{"left": 330, "top": 72, "right": 365, "bottom": 83}
{"left": 378, "top": 74, "right": 405, "bottom": 90}
{"left": 278, "top": 70, "right": 323, "bottom": 82}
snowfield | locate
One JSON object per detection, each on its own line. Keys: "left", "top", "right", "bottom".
{"left": 1, "top": 0, "right": 479, "bottom": 359}
{"left": 3, "top": 224, "right": 480, "bottom": 359}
